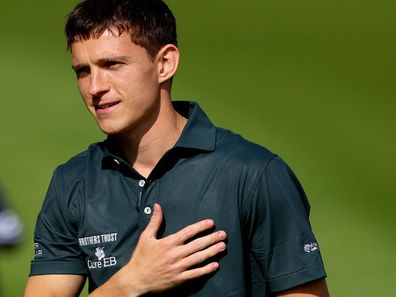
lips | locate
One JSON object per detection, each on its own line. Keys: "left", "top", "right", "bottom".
{"left": 94, "top": 101, "right": 121, "bottom": 115}
{"left": 95, "top": 101, "right": 120, "bottom": 110}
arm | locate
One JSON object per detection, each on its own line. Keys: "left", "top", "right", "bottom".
{"left": 24, "top": 275, "right": 85, "bottom": 297}
{"left": 246, "top": 157, "right": 328, "bottom": 294}
{"left": 276, "top": 278, "right": 329, "bottom": 297}
{"left": 25, "top": 204, "right": 227, "bottom": 297}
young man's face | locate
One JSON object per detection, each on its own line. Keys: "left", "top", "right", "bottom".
{"left": 71, "top": 30, "right": 162, "bottom": 136}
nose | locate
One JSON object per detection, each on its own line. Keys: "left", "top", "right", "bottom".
{"left": 88, "top": 69, "right": 109, "bottom": 96}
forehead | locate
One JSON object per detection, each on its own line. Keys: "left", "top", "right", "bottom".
{"left": 70, "top": 30, "right": 148, "bottom": 63}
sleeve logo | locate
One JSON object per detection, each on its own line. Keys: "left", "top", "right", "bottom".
{"left": 34, "top": 242, "right": 43, "bottom": 258}
{"left": 304, "top": 242, "right": 319, "bottom": 253}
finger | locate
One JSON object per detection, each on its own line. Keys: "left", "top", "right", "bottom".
{"left": 179, "top": 262, "right": 220, "bottom": 281}
{"left": 180, "top": 230, "right": 227, "bottom": 258}
{"left": 169, "top": 219, "right": 215, "bottom": 245}
{"left": 143, "top": 203, "right": 163, "bottom": 238}
{"left": 179, "top": 241, "right": 226, "bottom": 269}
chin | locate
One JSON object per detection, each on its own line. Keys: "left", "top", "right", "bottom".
{"left": 99, "top": 128, "right": 121, "bottom": 136}
{"left": 94, "top": 118, "right": 119, "bottom": 134}
{"left": 96, "top": 118, "right": 140, "bottom": 137}
{"left": 98, "top": 123, "right": 133, "bottom": 136}
{"left": 97, "top": 123, "right": 121, "bottom": 136}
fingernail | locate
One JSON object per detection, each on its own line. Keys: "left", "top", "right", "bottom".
{"left": 217, "top": 242, "right": 226, "bottom": 250}
{"left": 206, "top": 219, "right": 214, "bottom": 227}
{"left": 218, "top": 231, "right": 226, "bottom": 239}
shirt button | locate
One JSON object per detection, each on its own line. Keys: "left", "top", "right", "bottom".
{"left": 138, "top": 180, "right": 145, "bottom": 187}
{"left": 144, "top": 207, "right": 152, "bottom": 215}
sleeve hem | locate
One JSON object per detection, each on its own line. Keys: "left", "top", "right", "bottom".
{"left": 268, "top": 263, "right": 327, "bottom": 293}
{"left": 29, "top": 260, "right": 88, "bottom": 276}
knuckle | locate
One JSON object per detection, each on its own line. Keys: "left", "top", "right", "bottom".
{"left": 172, "top": 274, "right": 185, "bottom": 285}
{"left": 207, "top": 233, "right": 218, "bottom": 243}
{"left": 199, "top": 254, "right": 208, "bottom": 264}
{"left": 208, "top": 247, "right": 219, "bottom": 257}
{"left": 161, "top": 236, "right": 176, "bottom": 248}
{"left": 181, "top": 225, "right": 196, "bottom": 238}
{"left": 199, "top": 266, "right": 211, "bottom": 275}
{"left": 190, "top": 251, "right": 208, "bottom": 265}
{"left": 166, "top": 250, "right": 179, "bottom": 264}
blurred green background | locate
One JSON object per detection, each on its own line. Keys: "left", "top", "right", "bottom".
{"left": 0, "top": 0, "right": 395, "bottom": 296}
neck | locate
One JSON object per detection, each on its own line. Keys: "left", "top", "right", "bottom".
{"left": 113, "top": 94, "right": 187, "bottom": 178}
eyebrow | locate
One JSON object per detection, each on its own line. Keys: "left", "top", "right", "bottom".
{"left": 72, "top": 55, "right": 132, "bottom": 70}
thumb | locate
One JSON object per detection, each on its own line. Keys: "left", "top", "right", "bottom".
{"left": 144, "top": 203, "right": 163, "bottom": 238}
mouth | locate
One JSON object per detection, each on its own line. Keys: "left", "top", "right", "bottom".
{"left": 95, "top": 101, "right": 121, "bottom": 112}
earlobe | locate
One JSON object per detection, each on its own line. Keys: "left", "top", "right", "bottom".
{"left": 157, "top": 45, "right": 179, "bottom": 84}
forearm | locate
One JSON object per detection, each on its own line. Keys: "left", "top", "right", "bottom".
{"left": 24, "top": 275, "right": 86, "bottom": 297}
{"left": 88, "top": 265, "right": 142, "bottom": 297}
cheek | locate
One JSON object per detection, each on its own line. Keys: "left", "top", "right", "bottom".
{"left": 132, "top": 70, "right": 160, "bottom": 97}
{"left": 127, "top": 63, "right": 158, "bottom": 86}
{"left": 77, "top": 79, "right": 90, "bottom": 101}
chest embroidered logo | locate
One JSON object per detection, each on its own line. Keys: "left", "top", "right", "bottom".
{"left": 87, "top": 247, "right": 117, "bottom": 269}
{"left": 95, "top": 247, "right": 105, "bottom": 260}
{"left": 79, "top": 232, "right": 118, "bottom": 246}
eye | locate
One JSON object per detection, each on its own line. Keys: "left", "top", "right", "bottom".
{"left": 74, "top": 66, "right": 90, "bottom": 78}
{"left": 103, "top": 60, "right": 123, "bottom": 69}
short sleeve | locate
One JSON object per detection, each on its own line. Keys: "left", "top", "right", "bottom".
{"left": 29, "top": 170, "right": 88, "bottom": 276}
{"left": 247, "top": 156, "right": 326, "bottom": 293}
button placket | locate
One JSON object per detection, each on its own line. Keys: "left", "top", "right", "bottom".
{"left": 137, "top": 179, "right": 146, "bottom": 211}
{"left": 137, "top": 179, "right": 156, "bottom": 232}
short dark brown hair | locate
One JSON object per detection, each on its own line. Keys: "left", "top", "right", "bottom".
{"left": 65, "top": 0, "right": 177, "bottom": 58}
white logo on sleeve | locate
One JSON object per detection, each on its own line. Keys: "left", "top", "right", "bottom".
{"left": 304, "top": 242, "right": 319, "bottom": 253}
{"left": 34, "top": 242, "right": 43, "bottom": 258}
{"left": 87, "top": 247, "right": 117, "bottom": 269}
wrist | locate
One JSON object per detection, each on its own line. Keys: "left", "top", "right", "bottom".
{"left": 115, "top": 263, "right": 146, "bottom": 297}
{"left": 89, "top": 264, "right": 145, "bottom": 297}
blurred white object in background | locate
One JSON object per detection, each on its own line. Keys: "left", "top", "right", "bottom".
{"left": 0, "top": 209, "right": 23, "bottom": 246}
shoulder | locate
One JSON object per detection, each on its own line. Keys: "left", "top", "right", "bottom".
{"left": 215, "top": 127, "right": 277, "bottom": 171}
{"left": 52, "top": 142, "right": 104, "bottom": 186}
{"left": 213, "top": 128, "right": 303, "bottom": 198}
{"left": 36, "top": 143, "right": 104, "bottom": 230}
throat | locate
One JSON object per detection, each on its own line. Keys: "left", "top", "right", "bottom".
{"left": 132, "top": 164, "right": 153, "bottom": 179}
{"left": 114, "top": 105, "right": 188, "bottom": 178}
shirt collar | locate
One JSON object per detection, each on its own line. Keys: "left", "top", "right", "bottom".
{"left": 101, "top": 101, "right": 216, "bottom": 168}
{"left": 173, "top": 101, "right": 216, "bottom": 152}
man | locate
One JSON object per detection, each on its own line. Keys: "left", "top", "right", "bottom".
{"left": 25, "top": 0, "right": 329, "bottom": 296}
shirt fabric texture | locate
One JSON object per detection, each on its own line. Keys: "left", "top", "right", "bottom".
{"left": 30, "top": 101, "right": 326, "bottom": 296}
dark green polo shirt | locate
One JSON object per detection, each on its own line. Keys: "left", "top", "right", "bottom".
{"left": 30, "top": 101, "right": 326, "bottom": 296}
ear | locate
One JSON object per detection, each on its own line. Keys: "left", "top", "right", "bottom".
{"left": 156, "top": 44, "right": 180, "bottom": 84}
